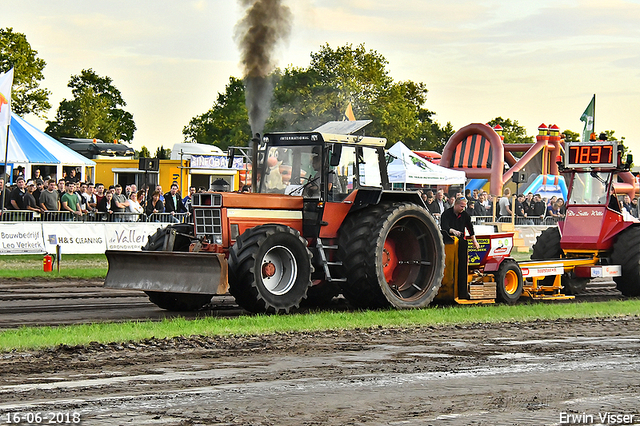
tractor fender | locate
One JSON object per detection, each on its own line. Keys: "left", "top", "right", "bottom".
{"left": 347, "top": 188, "right": 425, "bottom": 214}
{"left": 483, "top": 255, "right": 514, "bottom": 273}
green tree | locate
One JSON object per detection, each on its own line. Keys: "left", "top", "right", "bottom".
{"left": 487, "top": 117, "right": 534, "bottom": 144}
{"left": 155, "top": 145, "right": 171, "bottom": 159}
{"left": 562, "top": 129, "right": 580, "bottom": 142}
{"left": 45, "top": 69, "right": 136, "bottom": 142}
{"left": 185, "top": 44, "right": 452, "bottom": 151}
{"left": 0, "top": 27, "right": 51, "bottom": 117}
{"left": 415, "top": 108, "right": 455, "bottom": 152}
{"left": 183, "top": 76, "right": 251, "bottom": 150}
{"left": 137, "top": 146, "right": 151, "bottom": 158}
{"left": 270, "top": 43, "right": 445, "bottom": 149}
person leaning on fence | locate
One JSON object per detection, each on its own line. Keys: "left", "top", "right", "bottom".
{"left": 164, "top": 183, "right": 186, "bottom": 223}
{"left": 95, "top": 183, "right": 105, "bottom": 206}
{"left": 97, "top": 191, "right": 115, "bottom": 221}
{"left": 155, "top": 185, "right": 164, "bottom": 202}
{"left": 61, "top": 182, "right": 83, "bottom": 219}
{"left": 523, "top": 192, "right": 534, "bottom": 217}
{"left": 123, "top": 191, "right": 144, "bottom": 221}
{"left": 24, "top": 181, "right": 43, "bottom": 215}
{"left": 136, "top": 190, "right": 146, "bottom": 212}
{"left": 530, "top": 194, "right": 546, "bottom": 223}
{"left": 515, "top": 194, "right": 533, "bottom": 225}
{"left": 9, "top": 177, "right": 27, "bottom": 210}
{"left": 33, "top": 180, "right": 43, "bottom": 206}
{"left": 183, "top": 186, "right": 196, "bottom": 212}
{"left": 39, "top": 179, "right": 60, "bottom": 214}
{"left": 112, "top": 184, "right": 128, "bottom": 222}
{"left": 84, "top": 183, "right": 98, "bottom": 213}
{"left": 498, "top": 188, "right": 512, "bottom": 218}
{"left": 57, "top": 179, "right": 66, "bottom": 198}
{"left": 0, "top": 177, "right": 12, "bottom": 210}
{"left": 145, "top": 190, "right": 165, "bottom": 221}
{"left": 472, "top": 194, "right": 487, "bottom": 217}
{"left": 75, "top": 183, "right": 89, "bottom": 215}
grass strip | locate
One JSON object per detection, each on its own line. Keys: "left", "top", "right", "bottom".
{"left": 0, "top": 254, "right": 108, "bottom": 279}
{"left": 0, "top": 268, "right": 107, "bottom": 279}
{"left": 1, "top": 299, "right": 638, "bottom": 352}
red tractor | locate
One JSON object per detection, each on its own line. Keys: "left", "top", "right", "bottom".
{"left": 530, "top": 139, "right": 640, "bottom": 297}
{"left": 106, "top": 122, "right": 447, "bottom": 313}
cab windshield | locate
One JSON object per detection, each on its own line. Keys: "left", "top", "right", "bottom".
{"left": 568, "top": 172, "right": 610, "bottom": 205}
{"left": 256, "top": 143, "right": 382, "bottom": 199}
{"left": 258, "top": 145, "right": 318, "bottom": 195}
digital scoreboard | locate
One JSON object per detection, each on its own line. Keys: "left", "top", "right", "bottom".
{"left": 565, "top": 142, "right": 618, "bottom": 168}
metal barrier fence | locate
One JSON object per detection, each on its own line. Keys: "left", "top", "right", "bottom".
{"left": 0, "top": 210, "right": 190, "bottom": 223}
{"left": 494, "top": 215, "right": 562, "bottom": 225}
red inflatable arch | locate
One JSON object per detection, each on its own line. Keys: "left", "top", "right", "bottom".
{"left": 441, "top": 123, "right": 504, "bottom": 196}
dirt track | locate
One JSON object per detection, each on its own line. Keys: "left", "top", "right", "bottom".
{"left": 1, "top": 316, "right": 639, "bottom": 425}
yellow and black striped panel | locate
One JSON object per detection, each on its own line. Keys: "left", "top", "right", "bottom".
{"left": 452, "top": 134, "right": 493, "bottom": 168}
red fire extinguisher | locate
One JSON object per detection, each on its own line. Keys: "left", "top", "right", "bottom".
{"left": 43, "top": 254, "right": 53, "bottom": 272}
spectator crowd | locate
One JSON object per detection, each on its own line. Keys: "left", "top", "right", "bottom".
{"left": 0, "top": 169, "right": 201, "bottom": 223}
{"left": 419, "top": 187, "right": 640, "bottom": 225}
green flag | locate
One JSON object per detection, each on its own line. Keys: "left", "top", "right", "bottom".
{"left": 580, "top": 95, "right": 595, "bottom": 142}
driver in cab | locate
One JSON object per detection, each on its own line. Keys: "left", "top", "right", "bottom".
{"left": 307, "top": 148, "right": 342, "bottom": 199}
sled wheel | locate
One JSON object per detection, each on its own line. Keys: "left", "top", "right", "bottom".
{"left": 495, "top": 259, "right": 523, "bottom": 304}
{"left": 338, "top": 202, "right": 445, "bottom": 309}
{"left": 228, "top": 224, "right": 312, "bottom": 313}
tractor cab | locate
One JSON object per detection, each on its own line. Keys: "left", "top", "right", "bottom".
{"left": 255, "top": 123, "right": 390, "bottom": 241}
{"left": 255, "top": 120, "right": 389, "bottom": 203}
{"left": 560, "top": 140, "right": 635, "bottom": 251}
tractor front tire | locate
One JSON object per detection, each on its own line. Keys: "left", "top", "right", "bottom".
{"left": 495, "top": 259, "right": 523, "bottom": 304}
{"left": 143, "top": 224, "right": 214, "bottom": 311}
{"left": 531, "top": 226, "right": 588, "bottom": 295}
{"left": 228, "top": 225, "right": 313, "bottom": 314}
{"left": 338, "top": 202, "right": 445, "bottom": 309}
{"left": 611, "top": 226, "right": 640, "bottom": 297}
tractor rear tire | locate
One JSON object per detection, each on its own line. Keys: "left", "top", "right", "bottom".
{"left": 531, "top": 227, "right": 588, "bottom": 295}
{"left": 611, "top": 226, "right": 640, "bottom": 297}
{"left": 495, "top": 259, "right": 523, "bottom": 304}
{"left": 143, "top": 224, "right": 214, "bottom": 311}
{"left": 228, "top": 224, "right": 313, "bottom": 314}
{"left": 338, "top": 202, "right": 445, "bottom": 309}
{"left": 531, "top": 227, "right": 562, "bottom": 260}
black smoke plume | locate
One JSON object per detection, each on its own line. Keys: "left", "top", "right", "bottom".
{"left": 235, "top": 0, "right": 292, "bottom": 136}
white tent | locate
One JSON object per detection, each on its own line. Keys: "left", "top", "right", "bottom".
{"left": 1, "top": 113, "right": 95, "bottom": 182}
{"left": 387, "top": 141, "right": 465, "bottom": 188}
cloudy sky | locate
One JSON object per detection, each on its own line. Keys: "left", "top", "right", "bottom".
{"left": 4, "top": 0, "right": 640, "bottom": 156}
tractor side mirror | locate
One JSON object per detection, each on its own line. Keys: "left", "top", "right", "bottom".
{"left": 227, "top": 147, "right": 235, "bottom": 168}
{"left": 330, "top": 144, "right": 342, "bottom": 167}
